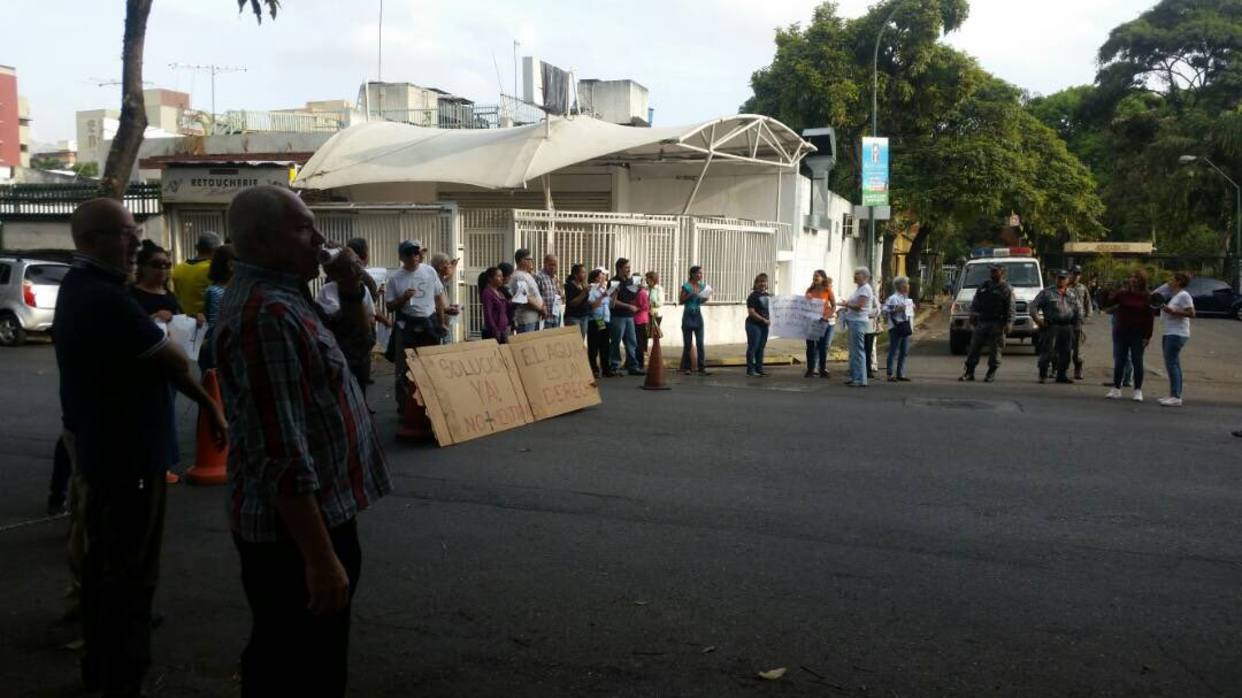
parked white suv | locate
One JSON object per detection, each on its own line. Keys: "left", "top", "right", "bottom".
{"left": 948, "top": 250, "right": 1044, "bottom": 355}
{"left": 0, "top": 257, "right": 71, "bottom": 346}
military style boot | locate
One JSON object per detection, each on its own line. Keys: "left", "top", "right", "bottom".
{"left": 958, "top": 368, "right": 975, "bottom": 382}
{"left": 984, "top": 368, "right": 997, "bottom": 383}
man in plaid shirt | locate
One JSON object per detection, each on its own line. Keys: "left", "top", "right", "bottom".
{"left": 535, "top": 253, "right": 563, "bottom": 329}
{"left": 215, "top": 186, "right": 391, "bottom": 697}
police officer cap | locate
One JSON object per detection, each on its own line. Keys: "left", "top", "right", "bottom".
{"left": 1071, "top": 265, "right": 1083, "bottom": 274}
{"left": 988, "top": 262, "right": 1004, "bottom": 271}
{"left": 1055, "top": 269, "right": 1070, "bottom": 278}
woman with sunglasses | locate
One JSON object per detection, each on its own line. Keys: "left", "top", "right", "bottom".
{"left": 129, "top": 240, "right": 202, "bottom": 484}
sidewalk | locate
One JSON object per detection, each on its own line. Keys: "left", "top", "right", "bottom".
{"left": 669, "top": 303, "right": 944, "bottom": 368}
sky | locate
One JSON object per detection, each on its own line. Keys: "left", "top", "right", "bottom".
{"left": 6, "top": 0, "right": 1156, "bottom": 146}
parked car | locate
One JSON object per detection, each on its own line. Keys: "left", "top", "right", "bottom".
{"left": 0, "top": 257, "right": 71, "bottom": 346}
{"left": 1153, "top": 277, "right": 1242, "bottom": 321}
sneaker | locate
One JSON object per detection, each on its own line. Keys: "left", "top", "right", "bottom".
{"left": 818, "top": 370, "right": 830, "bottom": 379}
{"left": 897, "top": 376, "right": 912, "bottom": 382}
{"left": 804, "top": 369, "right": 814, "bottom": 378}
{"left": 627, "top": 369, "right": 646, "bottom": 376}
{"left": 746, "top": 370, "right": 757, "bottom": 376}
{"left": 757, "top": 371, "right": 769, "bottom": 377}
{"left": 958, "top": 373, "right": 975, "bottom": 382}
{"left": 1132, "top": 389, "right": 1144, "bottom": 402}
{"left": 983, "top": 370, "right": 996, "bottom": 383}
{"left": 1159, "top": 397, "right": 1183, "bottom": 407}
{"left": 887, "top": 376, "right": 897, "bottom": 382}
{"left": 1105, "top": 388, "right": 1122, "bottom": 399}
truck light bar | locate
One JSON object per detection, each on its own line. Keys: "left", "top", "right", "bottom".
{"left": 970, "top": 247, "right": 1033, "bottom": 258}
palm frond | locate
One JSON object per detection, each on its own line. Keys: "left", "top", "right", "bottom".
{"left": 237, "top": 0, "right": 279, "bottom": 24}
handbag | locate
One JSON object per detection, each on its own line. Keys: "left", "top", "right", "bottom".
{"left": 891, "top": 319, "right": 913, "bottom": 338}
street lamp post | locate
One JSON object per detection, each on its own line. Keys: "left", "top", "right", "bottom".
{"left": 868, "top": 1, "right": 904, "bottom": 281}
{"left": 1180, "top": 155, "right": 1242, "bottom": 289}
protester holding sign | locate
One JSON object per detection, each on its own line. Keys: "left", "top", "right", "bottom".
{"left": 803, "top": 270, "right": 836, "bottom": 378}
{"left": 679, "top": 266, "right": 711, "bottom": 375}
{"left": 883, "top": 276, "right": 916, "bottom": 382}
{"left": 745, "top": 274, "right": 772, "bottom": 376}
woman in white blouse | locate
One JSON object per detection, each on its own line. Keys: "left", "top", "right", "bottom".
{"left": 882, "top": 276, "right": 916, "bottom": 382}
{"left": 837, "top": 267, "right": 876, "bottom": 387}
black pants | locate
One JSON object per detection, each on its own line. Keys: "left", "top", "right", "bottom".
{"left": 48, "top": 436, "right": 71, "bottom": 507}
{"left": 964, "top": 322, "right": 1006, "bottom": 373}
{"left": 80, "top": 474, "right": 167, "bottom": 695}
{"left": 234, "top": 519, "right": 361, "bottom": 698}
{"left": 1072, "top": 327, "right": 1085, "bottom": 373}
{"left": 587, "top": 321, "right": 609, "bottom": 375}
{"left": 394, "top": 318, "right": 440, "bottom": 410}
{"left": 1039, "top": 324, "right": 1074, "bottom": 378}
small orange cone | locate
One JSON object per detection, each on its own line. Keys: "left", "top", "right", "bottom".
{"left": 186, "top": 369, "right": 228, "bottom": 486}
{"left": 641, "top": 322, "right": 670, "bottom": 391}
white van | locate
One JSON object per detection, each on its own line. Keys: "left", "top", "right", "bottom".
{"left": 948, "top": 249, "right": 1044, "bottom": 355}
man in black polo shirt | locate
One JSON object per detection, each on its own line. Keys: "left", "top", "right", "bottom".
{"left": 55, "top": 198, "right": 226, "bottom": 697}
{"left": 607, "top": 257, "right": 645, "bottom": 376}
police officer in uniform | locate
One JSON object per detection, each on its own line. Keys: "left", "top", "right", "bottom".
{"left": 1032, "top": 269, "right": 1081, "bottom": 384}
{"left": 960, "top": 262, "right": 1015, "bottom": 383}
{"left": 1068, "top": 265, "right": 1091, "bottom": 379}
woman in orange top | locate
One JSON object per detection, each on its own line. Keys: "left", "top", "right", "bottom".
{"left": 804, "top": 270, "right": 836, "bottom": 378}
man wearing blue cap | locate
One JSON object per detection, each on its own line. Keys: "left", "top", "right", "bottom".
{"left": 385, "top": 240, "right": 447, "bottom": 410}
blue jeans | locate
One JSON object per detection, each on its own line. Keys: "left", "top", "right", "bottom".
{"left": 1112, "top": 331, "right": 1145, "bottom": 390}
{"left": 566, "top": 315, "right": 590, "bottom": 339}
{"left": 745, "top": 322, "right": 769, "bottom": 373}
{"left": 516, "top": 322, "right": 540, "bottom": 334}
{"left": 542, "top": 316, "right": 561, "bottom": 330}
{"left": 847, "top": 319, "right": 869, "bottom": 384}
{"left": 1162, "top": 334, "right": 1188, "bottom": 398}
{"left": 804, "top": 322, "right": 834, "bottom": 372}
{"left": 609, "top": 316, "right": 639, "bottom": 372}
{"left": 886, "top": 331, "right": 910, "bottom": 378}
{"left": 680, "top": 312, "right": 706, "bottom": 371}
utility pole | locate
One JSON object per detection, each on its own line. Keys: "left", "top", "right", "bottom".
{"left": 1180, "top": 155, "right": 1242, "bottom": 290}
{"left": 168, "top": 63, "right": 247, "bottom": 132}
{"left": 377, "top": 0, "right": 384, "bottom": 82}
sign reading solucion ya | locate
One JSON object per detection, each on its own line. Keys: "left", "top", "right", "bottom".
{"left": 405, "top": 327, "right": 601, "bottom": 447}
{"left": 861, "top": 137, "right": 890, "bottom": 208}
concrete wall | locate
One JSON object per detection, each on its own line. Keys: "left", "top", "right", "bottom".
{"left": 621, "top": 163, "right": 790, "bottom": 223}
{"left": 0, "top": 67, "right": 19, "bottom": 168}
{"left": 0, "top": 220, "right": 74, "bottom": 250}
{"left": 578, "top": 80, "right": 649, "bottom": 125}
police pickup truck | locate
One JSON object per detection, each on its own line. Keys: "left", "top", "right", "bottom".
{"left": 948, "top": 248, "right": 1044, "bottom": 355}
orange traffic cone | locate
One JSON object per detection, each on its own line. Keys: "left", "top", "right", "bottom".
{"left": 641, "top": 322, "right": 670, "bottom": 391}
{"left": 186, "top": 369, "right": 228, "bottom": 486}
{"left": 396, "top": 355, "right": 435, "bottom": 443}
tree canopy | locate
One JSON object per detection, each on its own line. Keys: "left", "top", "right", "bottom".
{"left": 1027, "top": 0, "right": 1241, "bottom": 258}
{"left": 743, "top": 0, "right": 1104, "bottom": 275}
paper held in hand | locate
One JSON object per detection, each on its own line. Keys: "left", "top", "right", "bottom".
{"left": 157, "top": 314, "right": 207, "bottom": 360}
{"left": 768, "top": 295, "right": 828, "bottom": 340}
{"left": 698, "top": 284, "right": 713, "bottom": 301}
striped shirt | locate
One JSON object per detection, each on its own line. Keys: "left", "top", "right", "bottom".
{"left": 215, "top": 262, "right": 391, "bottom": 543}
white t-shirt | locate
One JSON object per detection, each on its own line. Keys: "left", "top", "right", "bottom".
{"left": 844, "top": 283, "right": 875, "bottom": 323}
{"left": 883, "top": 292, "right": 914, "bottom": 330}
{"left": 1162, "top": 289, "right": 1194, "bottom": 337}
{"left": 384, "top": 264, "right": 444, "bottom": 318}
{"left": 316, "top": 281, "right": 376, "bottom": 320}
{"left": 509, "top": 270, "right": 544, "bottom": 325}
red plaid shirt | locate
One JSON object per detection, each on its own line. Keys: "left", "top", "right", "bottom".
{"left": 215, "top": 263, "right": 391, "bottom": 543}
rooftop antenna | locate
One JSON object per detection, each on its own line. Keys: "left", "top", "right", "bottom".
{"left": 377, "top": 0, "right": 384, "bottom": 82}
{"left": 167, "top": 63, "right": 247, "bottom": 129}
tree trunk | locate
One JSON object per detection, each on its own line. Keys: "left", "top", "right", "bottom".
{"left": 905, "top": 223, "right": 933, "bottom": 278}
{"left": 98, "top": 0, "right": 154, "bottom": 200}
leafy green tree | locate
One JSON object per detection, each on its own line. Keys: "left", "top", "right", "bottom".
{"left": 744, "top": 1, "right": 1104, "bottom": 277}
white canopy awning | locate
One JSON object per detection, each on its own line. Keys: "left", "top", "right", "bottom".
{"left": 293, "top": 114, "right": 814, "bottom": 191}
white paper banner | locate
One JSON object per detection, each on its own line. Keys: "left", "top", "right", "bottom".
{"left": 769, "top": 295, "right": 827, "bottom": 340}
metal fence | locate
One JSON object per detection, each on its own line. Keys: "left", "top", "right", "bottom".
{"left": 0, "top": 183, "right": 162, "bottom": 217}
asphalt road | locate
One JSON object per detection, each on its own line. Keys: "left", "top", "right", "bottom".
{"left": 1, "top": 314, "right": 1240, "bottom": 697}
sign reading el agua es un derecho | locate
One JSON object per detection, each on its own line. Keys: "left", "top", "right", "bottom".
{"left": 405, "top": 327, "right": 602, "bottom": 447}
{"left": 508, "top": 327, "right": 602, "bottom": 420}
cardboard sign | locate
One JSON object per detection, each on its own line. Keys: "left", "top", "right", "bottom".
{"left": 769, "top": 295, "right": 827, "bottom": 340}
{"left": 405, "top": 341, "right": 534, "bottom": 446}
{"left": 507, "top": 326, "right": 602, "bottom": 420}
